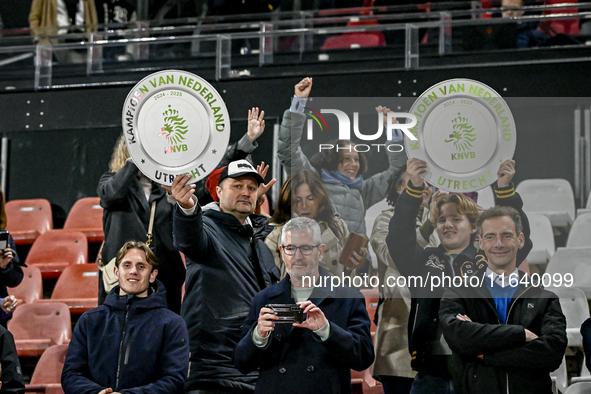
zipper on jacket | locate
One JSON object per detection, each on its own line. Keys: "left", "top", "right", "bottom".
{"left": 504, "top": 286, "right": 532, "bottom": 394}
{"left": 115, "top": 301, "right": 132, "bottom": 391}
{"left": 124, "top": 326, "right": 135, "bottom": 365}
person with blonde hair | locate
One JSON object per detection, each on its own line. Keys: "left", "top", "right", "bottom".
{"left": 98, "top": 134, "right": 185, "bottom": 313}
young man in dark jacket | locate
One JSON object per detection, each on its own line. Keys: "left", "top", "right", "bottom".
{"left": 439, "top": 206, "right": 567, "bottom": 394}
{"left": 61, "top": 241, "right": 189, "bottom": 394}
{"left": 169, "top": 159, "right": 281, "bottom": 393}
{"left": 386, "top": 158, "right": 532, "bottom": 393}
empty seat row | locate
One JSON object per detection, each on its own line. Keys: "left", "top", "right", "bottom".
{"left": 5, "top": 197, "right": 104, "bottom": 245}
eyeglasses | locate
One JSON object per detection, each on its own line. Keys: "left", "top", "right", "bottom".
{"left": 281, "top": 244, "right": 320, "bottom": 256}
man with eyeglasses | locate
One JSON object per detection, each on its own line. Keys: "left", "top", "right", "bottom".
{"left": 234, "top": 217, "right": 375, "bottom": 394}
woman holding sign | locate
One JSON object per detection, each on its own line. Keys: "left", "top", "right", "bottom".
{"left": 97, "top": 136, "right": 186, "bottom": 313}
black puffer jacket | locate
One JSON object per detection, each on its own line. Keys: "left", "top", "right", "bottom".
{"left": 173, "top": 204, "right": 280, "bottom": 393}
{"left": 439, "top": 271, "right": 567, "bottom": 394}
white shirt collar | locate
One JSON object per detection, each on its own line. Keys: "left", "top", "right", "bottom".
{"left": 486, "top": 267, "right": 519, "bottom": 288}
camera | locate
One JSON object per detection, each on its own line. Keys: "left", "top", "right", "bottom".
{"left": 265, "top": 304, "right": 306, "bottom": 324}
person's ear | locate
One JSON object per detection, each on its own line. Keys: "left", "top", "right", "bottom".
{"left": 216, "top": 185, "right": 222, "bottom": 200}
{"left": 470, "top": 224, "right": 477, "bottom": 235}
{"left": 149, "top": 269, "right": 158, "bottom": 283}
{"left": 518, "top": 233, "right": 525, "bottom": 249}
{"left": 318, "top": 244, "right": 326, "bottom": 260}
{"left": 113, "top": 264, "right": 119, "bottom": 278}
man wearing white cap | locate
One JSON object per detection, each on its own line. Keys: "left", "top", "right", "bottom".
{"left": 169, "top": 159, "right": 281, "bottom": 394}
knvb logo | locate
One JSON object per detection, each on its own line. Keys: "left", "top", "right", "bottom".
{"left": 446, "top": 113, "right": 477, "bottom": 161}
{"left": 305, "top": 109, "right": 418, "bottom": 142}
{"left": 159, "top": 105, "right": 189, "bottom": 154}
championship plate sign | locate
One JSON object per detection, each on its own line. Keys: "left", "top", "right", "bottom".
{"left": 404, "top": 79, "right": 516, "bottom": 192}
{"left": 122, "top": 70, "right": 230, "bottom": 185}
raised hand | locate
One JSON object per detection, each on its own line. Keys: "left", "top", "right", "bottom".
{"left": 406, "top": 158, "right": 428, "bottom": 188}
{"left": 247, "top": 107, "right": 266, "bottom": 142}
{"left": 497, "top": 159, "right": 516, "bottom": 188}
{"left": 256, "top": 161, "right": 277, "bottom": 200}
{"left": 295, "top": 77, "right": 313, "bottom": 98}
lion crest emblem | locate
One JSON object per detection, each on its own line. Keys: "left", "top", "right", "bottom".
{"left": 158, "top": 105, "right": 188, "bottom": 145}
{"left": 444, "top": 113, "right": 477, "bottom": 152}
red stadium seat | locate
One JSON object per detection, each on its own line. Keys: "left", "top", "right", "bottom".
{"left": 8, "top": 302, "right": 71, "bottom": 358}
{"left": 5, "top": 199, "right": 52, "bottom": 245}
{"left": 24, "top": 230, "right": 88, "bottom": 279}
{"left": 25, "top": 344, "right": 68, "bottom": 394}
{"left": 8, "top": 265, "right": 43, "bottom": 304}
{"left": 36, "top": 264, "right": 99, "bottom": 315}
{"left": 63, "top": 197, "right": 104, "bottom": 243}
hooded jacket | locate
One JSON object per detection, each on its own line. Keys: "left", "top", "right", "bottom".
{"left": 386, "top": 181, "right": 532, "bottom": 373}
{"left": 173, "top": 203, "right": 281, "bottom": 393}
{"left": 439, "top": 271, "right": 567, "bottom": 394}
{"left": 61, "top": 280, "right": 189, "bottom": 394}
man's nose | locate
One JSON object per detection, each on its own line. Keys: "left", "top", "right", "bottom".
{"left": 495, "top": 238, "right": 504, "bottom": 248}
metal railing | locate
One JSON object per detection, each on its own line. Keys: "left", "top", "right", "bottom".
{"left": 0, "top": 2, "right": 590, "bottom": 89}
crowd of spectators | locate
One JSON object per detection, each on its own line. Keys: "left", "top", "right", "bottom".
{"left": 0, "top": 76, "right": 585, "bottom": 394}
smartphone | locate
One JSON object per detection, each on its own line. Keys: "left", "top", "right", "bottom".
{"left": 0, "top": 230, "right": 9, "bottom": 251}
{"left": 338, "top": 232, "right": 369, "bottom": 270}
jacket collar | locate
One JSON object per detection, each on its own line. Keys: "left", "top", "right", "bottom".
{"left": 266, "top": 266, "right": 336, "bottom": 305}
{"left": 104, "top": 279, "right": 168, "bottom": 311}
{"left": 204, "top": 205, "right": 272, "bottom": 238}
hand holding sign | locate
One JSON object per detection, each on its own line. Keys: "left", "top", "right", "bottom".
{"left": 123, "top": 70, "right": 231, "bottom": 186}
{"left": 163, "top": 174, "right": 196, "bottom": 209}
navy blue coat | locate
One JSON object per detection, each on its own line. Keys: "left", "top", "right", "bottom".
{"left": 234, "top": 269, "right": 375, "bottom": 394}
{"left": 61, "top": 280, "right": 189, "bottom": 394}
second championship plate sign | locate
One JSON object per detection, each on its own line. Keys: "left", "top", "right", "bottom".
{"left": 404, "top": 79, "right": 516, "bottom": 193}
{"left": 122, "top": 70, "right": 231, "bottom": 185}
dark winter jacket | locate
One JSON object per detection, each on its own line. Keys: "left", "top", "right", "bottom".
{"left": 0, "top": 236, "right": 24, "bottom": 328}
{"left": 61, "top": 280, "right": 189, "bottom": 394}
{"left": 0, "top": 324, "right": 25, "bottom": 393}
{"left": 173, "top": 203, "right": 281, "bottom": 393}
{"left": 98, "top": 161, "right": 185, "bottom": 313}
{"left": 234, "top": 267, "right": 375, "bottom": 394}
{"left": 386, "top": 182, "right": 532, "bottom": 372}
{"left": 439, "top": 271, "right": 567, "bottom": 394}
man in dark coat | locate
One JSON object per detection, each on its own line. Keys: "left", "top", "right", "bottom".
{"left": 234, "top": 217, "right": 375, "bottom": 394}
{"left": 61, "top": 241, "right": 189, "bottom": 394}
{"left": 0, "top": 324, "right": 25, "bottom": 393}
{"left": 169, "top": 159, "right": 281, "bottom": 394}
{"left": 439, "top": 206, "right": 567, "bottom": 394}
